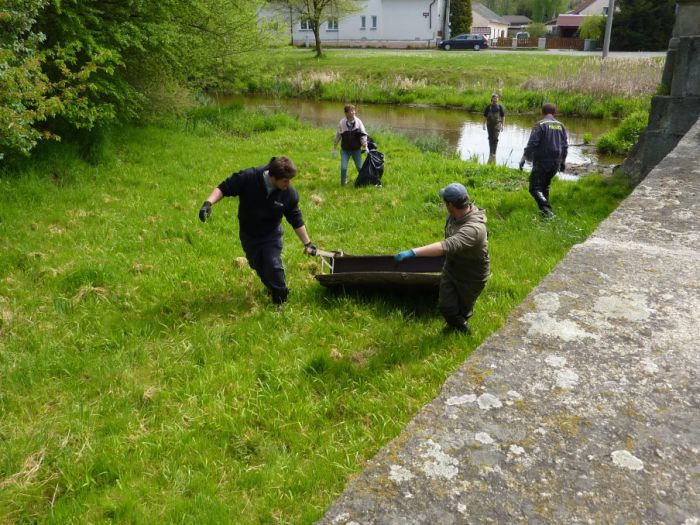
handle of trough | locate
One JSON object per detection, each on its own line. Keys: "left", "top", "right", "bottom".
{"left": 315, "top": 249, "right": 343, "bottom": 258}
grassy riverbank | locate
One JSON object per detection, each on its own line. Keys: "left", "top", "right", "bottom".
{"left": 240, "top": 48, "right": 662, "bottom": 118}
{"left": 0, "top": 106, "right": 631, "bottom": 523}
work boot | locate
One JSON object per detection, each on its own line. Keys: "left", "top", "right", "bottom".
{"left": 444, "top": 315, "right": 470, "bottom": 334}
{"left": 541, "top": 207, "right": 556, "bottom": 220}
{"left": 270, "top": 287, "right": 289, "bottom": 305}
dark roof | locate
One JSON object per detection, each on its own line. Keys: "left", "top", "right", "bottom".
{"left": 472, "top": 3, "right": 510, "bottom": 25}
{"left": 501, "top": 15, "right": 532, "bottom": 25}
{"left": 557, "top": 14, "right": 585, "bottom": 27}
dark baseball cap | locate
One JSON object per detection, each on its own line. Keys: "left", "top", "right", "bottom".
{"left": 439, "top": 183, "right": 470, "bottom": 203}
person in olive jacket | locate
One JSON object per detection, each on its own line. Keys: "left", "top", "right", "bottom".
{"left": 394, "top": 183, "right": 490, "bottom": 333}
{"left": 483, "top": 93, "right": 505, "bottom": 158}
{"left": 198, "top": 156, "right": 316, "bottom": 305}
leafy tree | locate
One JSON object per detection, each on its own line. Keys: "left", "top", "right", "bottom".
{"left": 1, "top": 0, "right": 268, "bottom": 159}
{"left": 271, "top": 0, "right": 360, "bottom": 57}
{"left": 450, "top": 0, "right": 473, "bottom": 35}
{"left": 612, "top": 0, "right": 675, "bottom": 51}
{"left": 531, "top": 0, "right": 568, "bottom": 22}
{"left": 579, "top": 15, "right": 605, "bottom": 40}
{"left": 0, "top": 0, "right": 57, "bottom": 159}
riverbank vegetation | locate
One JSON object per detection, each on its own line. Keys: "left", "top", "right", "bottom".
{"left": 0, "top": 107, "right": 632, "bottom": 523}
{"left": 596, "top": 111, "right": 649, "bottom": 155}
{"left": 243, "top": 48, "right": 661, "bottom": 119}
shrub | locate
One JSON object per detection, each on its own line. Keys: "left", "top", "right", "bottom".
{"left": 526, "top": 23, "right": 547, "bottom": 38}
{"left": 597, "top": 111, "right": 648, "bottom": 155}
{"left": 579, "top": 16, "right": 605, "bottom": 41}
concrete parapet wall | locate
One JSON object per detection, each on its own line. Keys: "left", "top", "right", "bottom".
{"left": 622, "top": 0, "right": 699, "bottom": 185}
{"left": 317, "top": 120, "right": 700, "bottom": 524}
{"left": 671, "top": 37, "right": 700, "bottom": 96}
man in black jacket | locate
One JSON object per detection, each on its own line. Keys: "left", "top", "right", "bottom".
{"left": 519, "top": 103, "right": 568, "bottom": 218}
{"left": 198, "top": 156, "right": 316, "bottom": 305}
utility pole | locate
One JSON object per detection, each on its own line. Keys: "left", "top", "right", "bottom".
{"left": 602, "top": 0, "right": 615, "bottom": 58}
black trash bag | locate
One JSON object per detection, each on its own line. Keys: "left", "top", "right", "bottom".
{"left": 355, "top": 138, "right": 384, "bottom": 187}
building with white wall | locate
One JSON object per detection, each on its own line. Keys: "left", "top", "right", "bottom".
{"left": 570, "top": 0, "right": 610, "bottom": 15}
{"left": 263, "top": 0, "right": 450, "bottom": 49}
{"left": 471, "top": 2, "right": 510, "bottom": 39}
{"left": 262, "top": 0, "right": 518, "bottom": 49}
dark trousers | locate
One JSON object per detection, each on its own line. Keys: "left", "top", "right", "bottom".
{"left": 529, "top": 163, "right": 557, "bottom": 213}
{"left": 240, "top": 228, "right": 288, "bottom": 303}
{"left": 438, "top": 272, "right": 488, "bottom": 329}
{"left": 487, "top": 125, "right": 500, "bottom": 155}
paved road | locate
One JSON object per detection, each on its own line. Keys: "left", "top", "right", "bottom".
{"left": 487, "top": 48, "right": 666, "bottom": 58}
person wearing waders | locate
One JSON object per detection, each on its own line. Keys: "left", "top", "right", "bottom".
{"left": 483, "top": 93, "right": 505, "bottom": 161}
{"left": 393, "top": 183, "right": 490, "bottom": 333}
{"left": 198, "top": 156, "right": 317, "bottom": 305}
{"left": 519, "top": 102, "right": 568, "bottom": 219}
{"left": 332, "top": 104, "right": 368, "bottom": 186}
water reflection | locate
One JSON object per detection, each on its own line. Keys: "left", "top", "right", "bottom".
{"left": 220, "top": 96, "right": 622, "bottom": 168}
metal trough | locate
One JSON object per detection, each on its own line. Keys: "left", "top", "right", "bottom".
{"left": 314, "top": 253, "right": 444, "bottom": 291}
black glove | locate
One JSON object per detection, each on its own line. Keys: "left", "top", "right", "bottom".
{"left": 304, "top": 241, "right": 317, "bottom": 256}
{"left": 559, "top": 162, "right": 566, "bottom": 173}
{"left": 199, "top": 201, "right": 212, "bottom": 222}
{"left": 519, "top": 161, "right": 524, "bottom": 172}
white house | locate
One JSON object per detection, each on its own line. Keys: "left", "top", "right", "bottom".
{"left": 569, "top": 0, "right": 610, "bottom": 16}
{"left": 471, "top": 3, "right": 510, "bottom": 40}
{"left": 262, "top": 0, "right": 450, "bottom": 49}
{"left": 553, "top": 0, "right": 611, "bottom": 38}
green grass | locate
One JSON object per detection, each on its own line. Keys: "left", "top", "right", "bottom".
{"left": 0, "top": 106, "right": 631, "bottom": 523}
{"left": 242, "top": 48, "right": 662, "bottom": 118}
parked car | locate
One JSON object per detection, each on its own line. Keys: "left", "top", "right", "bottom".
{"left": 515, "top": 31, "right": 530, "bottom": 40}
{"left": 438, "top": 33, "right": 489, "bottom": 51}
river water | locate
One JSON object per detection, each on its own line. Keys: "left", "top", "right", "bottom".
{"left": 220, "top": 96, "right": 623, "bottom": 169}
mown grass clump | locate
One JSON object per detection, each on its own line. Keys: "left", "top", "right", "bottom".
{"left": 0, "top": 107, "right": 632, "bottom": 523}
{"left": 242, "top": 48, "right": 662, "bottom": 118}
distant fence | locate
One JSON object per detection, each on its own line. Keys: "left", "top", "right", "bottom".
{"left": 492, "top": 36, "right": 584, "bottom": 50}
{"left": 546, "top": 37, "right": 584, "bottom": 50}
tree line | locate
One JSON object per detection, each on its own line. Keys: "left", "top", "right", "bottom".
{"left": 467, "top": 0, "right": 675, "bottom": 50}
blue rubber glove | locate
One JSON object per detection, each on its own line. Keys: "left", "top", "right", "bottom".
{"left": 394, "top": 249, "right": 416, "bottom": 263}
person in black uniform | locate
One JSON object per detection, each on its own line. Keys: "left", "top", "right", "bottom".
{"left": 198, "top": 156, "right": 316, "bottom": 305}
{"left": 519, "top": 103, "right": 568, "bottom": 218}
{"left": 483, "top": 93, "right": 505, "bottom": 159}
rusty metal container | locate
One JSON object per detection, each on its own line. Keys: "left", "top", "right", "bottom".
{"left": 314, "top": 254, "right": 444, "bottom": 290}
